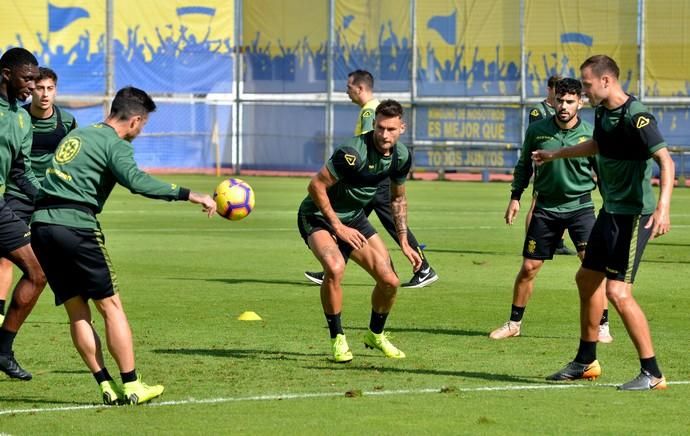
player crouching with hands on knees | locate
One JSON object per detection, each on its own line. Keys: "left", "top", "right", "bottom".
{"left": 297, "top": 99, "right": 421, "bottom": 363}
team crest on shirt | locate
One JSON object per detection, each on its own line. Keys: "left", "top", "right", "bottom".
{"left": 636, "top": 116, "right": 650, "bottom": 129}
{"left": 55, "top": 137, "right": 82, "bottom": 164}
{"left": 527, "top": 239, "right": 536, "bottom": 254}
{"left": 344, "top": 154, "right": 357, "bottom": 166}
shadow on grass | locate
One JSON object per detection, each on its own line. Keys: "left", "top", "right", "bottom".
{"left": 153, "top": 348, "right": 323, "bottom": 360}
{"left": 344, "top": 325, "right": 489, "bottom": 337}
{"left": 303, "top": 364, "right": 540, "bottom": 384}
{"left": 50, "top": 369, "right": 91, "bottom": 375}
{"left": 0, "top": 395, "right": 89, "bottom": 406}
{"left": 648, "top": 241, "right": 690, "bottom": 248}
{"left": 424, "top": 248, "right": 514, "bottom": 256}
{"left": 642, "top": 258, "right": 690, "bottom": 265}
{"left": 170, "top": 276, "right": 381, "bottom": 287}
{"left": 179, "top": 277, "right": 308, "bottom": 286}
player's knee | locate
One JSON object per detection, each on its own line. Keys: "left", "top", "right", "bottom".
{"left": 519, "top": 260, "right": 541, "bottom": 279}
{"left": 378, "top": 272, "right": 400, "bottom": 291}
{"left": 323, "top": 260, "right": 346, "bottom": 282}
{"left": 605, "top": 286, "right": 631, "bottom": 308}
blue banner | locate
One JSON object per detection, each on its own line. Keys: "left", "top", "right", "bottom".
{"left": 416, "top": 106, "right": 522, "bottom": 144}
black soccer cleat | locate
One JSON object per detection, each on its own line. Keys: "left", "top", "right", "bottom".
{"left": 0, "top": 352, "right": 32, "bottom": 380}
{"left": 401, "top": 267, "right": 439, "bottom": 288}
{"left": 304, "top": 271, "right": 324, "bottom": 285}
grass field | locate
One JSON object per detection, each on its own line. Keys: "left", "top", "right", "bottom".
{"left": 1, "top": 175, "right": 689, "bottom": 435}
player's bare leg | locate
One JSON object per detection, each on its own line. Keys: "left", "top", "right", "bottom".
{"left": 351, "top": 234, "right": 400, "bottom": 313}
{"left": 575, "top": 267, "right": 606, "bottom": 342}
{"left": 1, "top": 244, "right": 46, "bottom": 331}
{"left": 0, "top": 258, "right": 14, "bottom": 323}
{"left": 489, "top": 258, "right": 543, "bottom": 339}
{"left": 309, "top": 230, "right": 351, "bottom": 362}
{"left": 64, "top": 296, "right": 107, "bottom": 372}
{"left": 606, "top": 280, "right": 654, "bottom": 358}
{"left": 92, "top": 294, "right": 135, "bottom": 372}
{"left": 351, "top": 235, "right": 405, "bottom": 358}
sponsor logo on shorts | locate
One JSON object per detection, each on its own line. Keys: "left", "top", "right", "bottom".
{"left": 527, "top": 239, "right": 536, "bottom": 254}
{"left": 605, "top": 267, "right": 620, "bottom": 275}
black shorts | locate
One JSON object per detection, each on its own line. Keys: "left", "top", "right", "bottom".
{"left": 0, "top": 199, "right": 32, "bottom": 257}
{"left": 582, "top": 210, "right": 652, "bottom": 283}
{"left": 31, "top": 223, "right": 118, "bottom": 305}
{"left": 4, "top": 194, "right": 34, "bottom": 225}
{"left": 523, "top": 207, "right": 596, "bottom": 260}
{"left": 297, "top": 210, "right": 377, "bottom": 260}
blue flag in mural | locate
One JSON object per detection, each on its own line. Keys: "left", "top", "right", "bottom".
{"left": 560, "top": 32, "right": 593, "bottom": 47}
{"left": 427, "top": 10, "right": 456, "bottom": 45}
{"left": 176, "top": 6, "right": 216, "bottom": 16}
{"left": 48, "top": 3, "right": 89, "bottom": 32}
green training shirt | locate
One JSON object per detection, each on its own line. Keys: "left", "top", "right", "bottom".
{"left": 5, "top": 105, "right": 77, "bottom": 201}
{"left": 511, "top": 116, "right": 596, "bottom": 212}
{"left": 593, "top": 96, "right": 667, "bottom": 214}
{"left": 354, "top": 98, "right": 380, "bottom": 136}
{"left": 299, "top": 131, "right": 411, "bottom": 223}
{"left": 32, "top": 122, "right": 190, "bottom": 229}
{"left": 528, "top": 100, "right": 556, "bottom": 125}
{"left": 0, "top": 96, "right": 40, "bottom": 199}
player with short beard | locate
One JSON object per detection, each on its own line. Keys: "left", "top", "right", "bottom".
{"left": 490, "top": 78, "right": 610, "bottom": 342}
{"left": 298, "top": 99, "right": 422, "bottom": 363}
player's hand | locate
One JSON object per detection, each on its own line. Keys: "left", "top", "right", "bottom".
{"left": 531, "top": 149, "right": 554, "bottom": 166}
{"left": 646, "top": 206, "right": 671, "bottom": 239}
{"left": 402, "top": 244, "right": 423, "bottom": 272}
{"left": 189, "top": 191, "right": 217, "bottom": 218}
{"left": 335, "top": 225, "right": 368, "bottom": 250}
{"left": 505, "top": 199, "right": 520, "bottom": 225}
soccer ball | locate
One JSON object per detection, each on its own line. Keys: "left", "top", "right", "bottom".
{"left": 213, "top": 178, "right": 255, "bottom": 220}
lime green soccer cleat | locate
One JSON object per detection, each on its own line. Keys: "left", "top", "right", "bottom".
{"left": 123, "top": 376, "right": 165, "bottom": 405}
{"left": 331, "top": 334, "right": 353, "bottom": 363}
{"left": 99, "top": 380, "right": 124, "bottom": 405}
{"left": 363, "top": 330, "right": 406, "bottom": 358}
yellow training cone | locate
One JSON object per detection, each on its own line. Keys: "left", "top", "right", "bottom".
{"left": 238, "top": 311, "right": 262, "bottom": 321}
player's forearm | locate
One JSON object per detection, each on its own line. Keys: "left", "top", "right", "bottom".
{"left": 308, "top": 179, "right": 344, "bottom": 230}
{"left": 554, "top": 139, "right": 598, "bottom": 159}
{"left": 656, "top": 150, "right": 675, "bottom": 212}
{"left": 390, "top": 194, "right": 409, "bottom": 242}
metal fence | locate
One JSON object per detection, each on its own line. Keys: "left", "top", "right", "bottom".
{"left": 4, "top": 0, "right": 689, "bottom": 178}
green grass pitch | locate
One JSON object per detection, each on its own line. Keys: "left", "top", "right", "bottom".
{"left": 1, "top": 175, "right": 689, "bottom": 434}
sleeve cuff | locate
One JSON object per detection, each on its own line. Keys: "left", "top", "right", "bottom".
{"left": 178, "top": 187, "right": 191, "bottom": 201}
{"left": 510, "top": 190, "right": 522, "bottom": 201}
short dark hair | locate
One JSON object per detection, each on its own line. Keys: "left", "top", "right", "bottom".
{"left": 0, "top": 47, "right": 38, "bottom": 70}
{"left": 580, "top": 55, "right": 620, "bottom": 79}
{"left": 375, "top": 99, "right": 403, "bottom": 119}
{"left": 37, "top": 67, "right": 57, "bottom": 84}
{"left": 109, "top": 86, "right": 156, "bottom": 120}
{"left": 555, "top": 78, "right": 582, "bottom": 96}
{"left": 348, "top": 69, "right": 374, "bottom": 90}
{"left": 547, "top": 75, "right": 563, "bottom": 88}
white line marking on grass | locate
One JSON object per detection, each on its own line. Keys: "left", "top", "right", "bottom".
{"left": 1, "top": 381, "right": 688, "bottom": 416}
